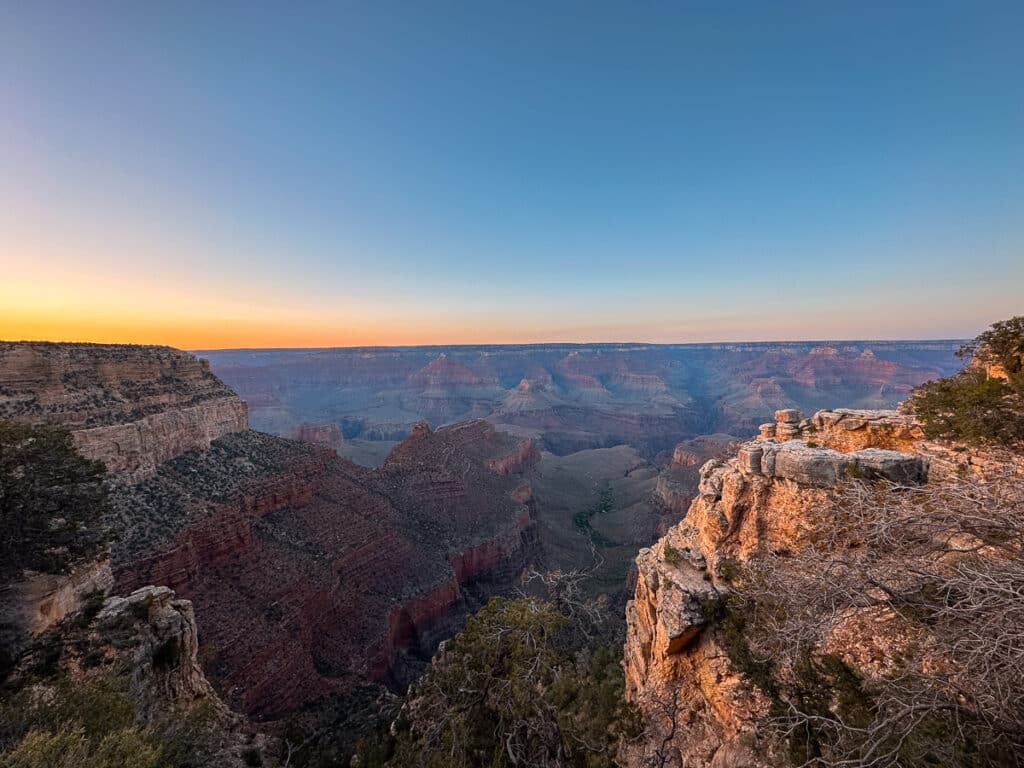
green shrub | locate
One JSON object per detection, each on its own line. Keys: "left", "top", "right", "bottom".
{"left": 378, "top": 597, "right": 638, "bottom": 768}
{"left": 911, "top": 369, "right": 1024, "bottom": 444}
{"left": 716, "top": 556, "right": 742, "bottom": 583}
{"left": 80, "top": 591, "right": 107, "bottom": 624}
{"left": 1, "top": 727, "right": 162, "bottom": 768}
{"left": 0, "top": 422, "right": 110, "bottom": 579}
{"left": 910, "top": 316, "right": 1024, "bottom": 445}
{"left": 663, "top": 545, "right": 683, "bottom": 565}
{"left": 0, "top": 674, "right": 225, "bottom": 768}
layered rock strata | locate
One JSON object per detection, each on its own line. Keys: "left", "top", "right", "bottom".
{"left": 201, "top": 341, "right": 959, "bottom": 454}
{"left": 0, "top": 343, "right": 540, "bottom": 722}
{"left": 0, "top": 342, "right": 247, "bottom": 478}
{"left": 113, "top": 420, "right": 540, "bottom": 718}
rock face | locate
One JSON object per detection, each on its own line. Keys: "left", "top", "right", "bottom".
{"left": 757, "top": 407, "right": 925, "bottom": 452}
{"left": 0, "top": 558, "right": 114, "bottom": 658}
{"left": 5, "top": 583, "right": 262, "bottom": 767}
{"left": 655, "top": 434, "right": 737, "bottom": 516}
{"left": 96, "top": 585, "right": 223, "bottom": 718}
{"left": 754, "top": 407, "right": 1024, "bottom": 483}
{"left": 0, "top": 342, "right": 248, "bottom": 478}
{"left": 289, "top": 421, "right": 345, "bottom": 449}
{"left": 622, "top": 409, "right": 934, "bottom": 768}
{"left": 737, "top": 440, "right": 926, "bottom": 487}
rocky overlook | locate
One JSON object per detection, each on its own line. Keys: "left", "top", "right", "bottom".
{"left": 0, "top": 342, "right": 247, "bottom": 478}
{"left": 622, "top": 407, "right": 1023, "bottom": 767}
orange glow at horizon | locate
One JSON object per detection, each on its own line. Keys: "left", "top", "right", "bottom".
{"left": 0, "top": 252, "right": 1002, "bottom": 349}
{"left": 0, "top": 300, "right": 515, "bottom": 349}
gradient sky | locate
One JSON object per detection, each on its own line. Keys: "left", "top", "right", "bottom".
{"left": 2, "top": 2, "right": 1022, "bottom": 348}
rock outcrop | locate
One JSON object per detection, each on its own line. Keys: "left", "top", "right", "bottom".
{"left": 622, "top": 408, "right": 938, "bottom": 768}
{"left": 95, "top": 585, "right": 227, "bottom": 718}
{"left": 757, "top": 407, "right": 925, "bottom": 452}
{"left": 4, "top": 583, "right": 266, "bottom": 767}
{"left": 0, "top": 342, "right": 247, "bottom": 478}
{"left": 289, "top": 421, "right": 345, "bottom": 449}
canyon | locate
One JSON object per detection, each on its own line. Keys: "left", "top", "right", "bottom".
{"left": 193, "top": 341, "right": 962, "bottom": 610}
{"left": 0, "top": 343, "right": 541, "bottom": 724}
{"left": 200, "top": 341, "right": 961, "bottom": 457}
{"left": 4, "top": 336, "right": 1001, "bottom": 768}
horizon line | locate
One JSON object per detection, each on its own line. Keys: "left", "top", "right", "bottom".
{"left": 1, "top": 336, "right": 971, "bottom": 353}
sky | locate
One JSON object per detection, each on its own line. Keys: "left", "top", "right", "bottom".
{"left": 1, "top": 1, "right": 1022, "bottom": 349}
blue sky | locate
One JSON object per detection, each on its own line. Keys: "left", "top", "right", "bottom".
{"left": 2, "top": 1, "right": 1022, "bottom": 346}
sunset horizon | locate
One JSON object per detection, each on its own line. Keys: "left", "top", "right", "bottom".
{"left": 4, "top": 3, "right": 1021, "bottom": 349}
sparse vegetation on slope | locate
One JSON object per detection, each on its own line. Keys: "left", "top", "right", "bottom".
{"left": 719, "top": 474, "right": 1024, "bottom": 767}
{"left": 0, "top": 618, "right": 236, "bottom": 768}
{"left": 572, "top": 483, "right": 617, "bottom": 548}
{"left": 0, "top": 421, "right": 109, "bottom": 580}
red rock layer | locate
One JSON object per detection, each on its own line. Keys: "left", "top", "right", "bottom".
{"left": 113, "top": 421, "right": 539, "bottom": 718}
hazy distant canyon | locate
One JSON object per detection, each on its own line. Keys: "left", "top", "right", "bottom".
{"left": 202, "top": 341, "right": 962, "bottom": 459}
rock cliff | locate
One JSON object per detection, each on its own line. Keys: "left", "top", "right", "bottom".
{"left": 622, "top": 407, "right": 974, "bottom": 768}
{"left": 4, "top": 583, "right": 266, "bottom": 766}
{"left": 0, "top": 342, "right": 247, "bottom": 479}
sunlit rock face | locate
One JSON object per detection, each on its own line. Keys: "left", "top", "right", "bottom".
{"left": 621, "top": 407, "right": 940, "bottom": 768}
{"left": 0, "top": 342, "right": 248, "bottom": 479}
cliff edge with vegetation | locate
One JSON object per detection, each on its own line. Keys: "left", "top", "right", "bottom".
{"left": 622, "top": 318, "right": 1024, "bottom": 768}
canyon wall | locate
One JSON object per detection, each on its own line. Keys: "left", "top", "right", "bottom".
{"left": 0, "top": 342, "right": 247, "bottom": 478}
{"left": 0, "top": 342, "right": 541, "bottom": 723}
{"left": 111, "top": 421, "right": 541, "bottom": 718}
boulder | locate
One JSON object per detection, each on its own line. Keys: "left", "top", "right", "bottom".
{"left": 775, "top": 409, "right": 803, "bottom": 424}
{"left": 698, "top": 460, "right": 726, "bottom": 501}
{"left": 772, "top": 443, "right": 851, "bottom": 486}
{"left": 737, "top": 444, "right": 764, "bottom": 474}
{"left": 850, "top": 448, "right": 927, "bottom": 485}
